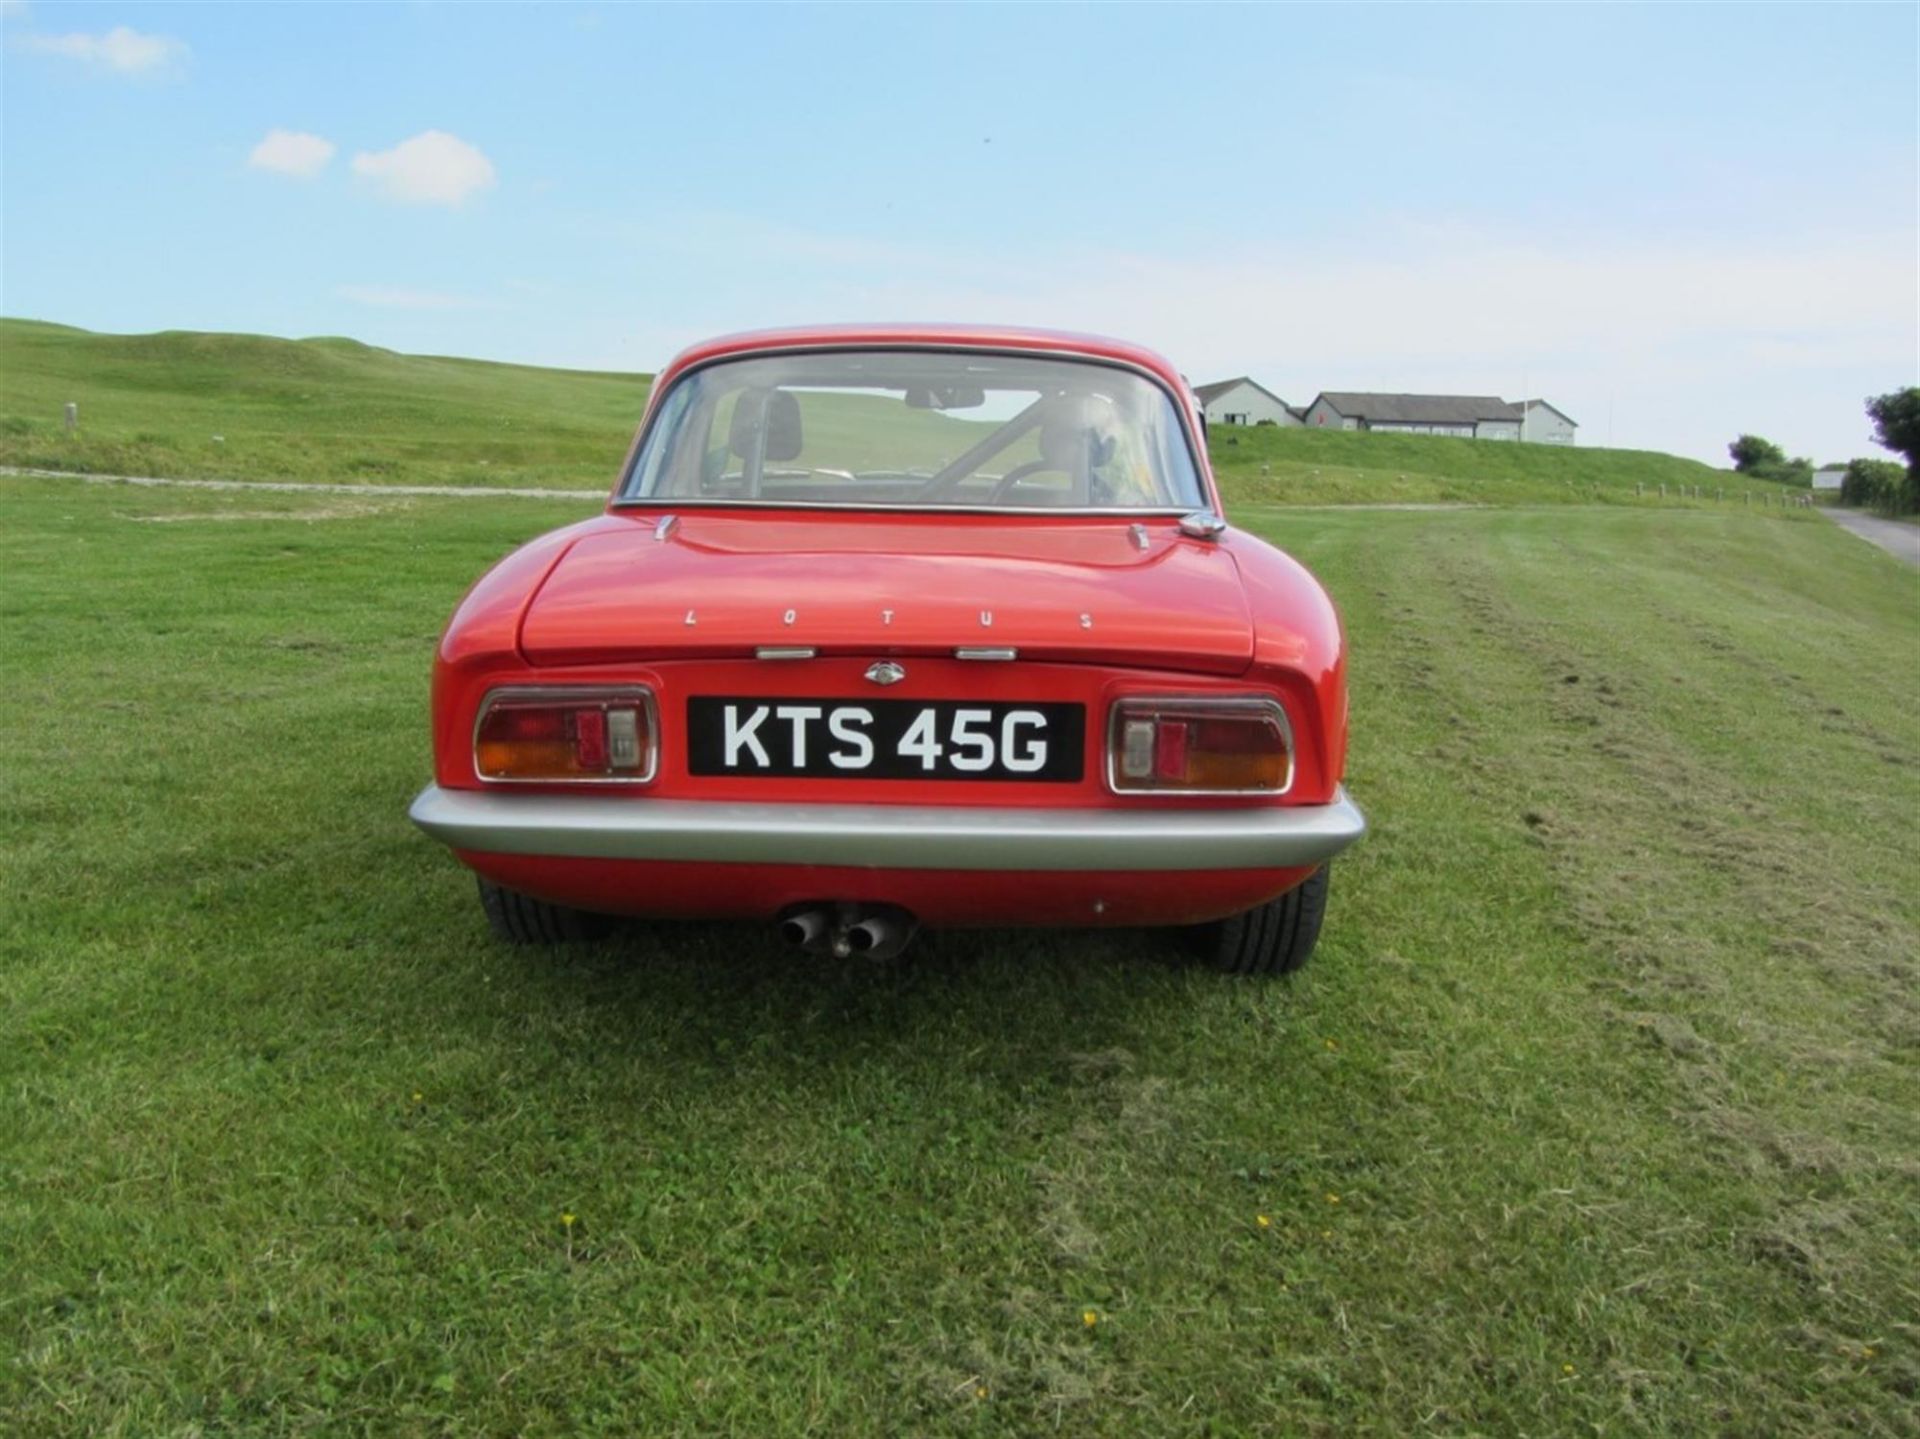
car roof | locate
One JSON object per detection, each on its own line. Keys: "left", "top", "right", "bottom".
{"left": 657, "top": 323, "right": 1190, "bottom": 393}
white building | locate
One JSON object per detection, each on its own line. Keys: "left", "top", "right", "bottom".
{"left": 1522, "top": 400, "right": 1579, "bottom": 445}
{"left": 1193, "top": 377, "right": 1301, "bottom": 427}
{"left": 1812, "top": 465, "right": 1846, "bottom": 492}
{"left": 1303, "top": 392, "right": 1523, "bottom": 441}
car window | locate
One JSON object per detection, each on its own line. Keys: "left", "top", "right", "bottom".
{"left": 621, "top": 350, "right": 1205, "bottom": 512}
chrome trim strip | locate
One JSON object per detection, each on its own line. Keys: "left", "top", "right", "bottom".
{"left": 954, "top": 647, "right": 1017, "bottom": 661}
{"left": 609, "top": 499, "right": 1195, "bottom": 518}
{"left": 653, "top": 514, "right": 679, "bottom": 542}
{"left": 408, "top": 784, "right": 1365, "bottom": 872}
{"left": 754, "top": 646, "right": 816, "bottom": 660}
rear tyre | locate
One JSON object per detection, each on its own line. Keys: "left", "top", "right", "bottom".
{"left": 476, "top": 878, "right": 609, "bottom": 944}
{"left": 1193, "top": 865, "right": 1331, "bottom": 976}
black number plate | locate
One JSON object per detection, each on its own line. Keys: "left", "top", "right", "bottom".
{"left": 686, "top": 697, "right": 1084, "bottom": 782}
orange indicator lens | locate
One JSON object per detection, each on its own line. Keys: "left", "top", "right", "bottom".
{"left": 1110, "top": 699, "right": 1291, "bottom": 793}
{"left": 475, "top": 689, "right": 655, "bottom": 781}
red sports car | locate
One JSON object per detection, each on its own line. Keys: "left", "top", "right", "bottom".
{"left": 410, "top": 325, "right": 1364, "bottom": 973}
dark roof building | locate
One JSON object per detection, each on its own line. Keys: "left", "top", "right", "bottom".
{"left": 1312, "top": 392, "right": 1522, "bottom": 425}
{"left": 1303, "top": 391, "right": 1526, "bottom": 441}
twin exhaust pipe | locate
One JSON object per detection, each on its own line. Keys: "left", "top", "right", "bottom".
{"left": 779, "top": 903, "right": 918, "bottom": 961}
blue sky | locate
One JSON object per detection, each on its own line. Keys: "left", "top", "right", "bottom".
{"left": 3, "top": 1, "right": 1914, "bottom": 465}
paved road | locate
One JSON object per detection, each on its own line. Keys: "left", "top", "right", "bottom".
{"left": 1823, "top": 506, "right": 1920, "bottom": 570}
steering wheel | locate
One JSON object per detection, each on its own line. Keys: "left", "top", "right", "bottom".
{"left": 988, "top": 461, "right": 1071, "bottom": 504}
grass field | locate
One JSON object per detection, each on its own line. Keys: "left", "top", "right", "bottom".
{"left": 0, "top": 319, "right": 650, "bottom": 491}
{"left": 3, "top": 473, "right": 1915, "bottom": 1435}
{"left": 1, "top": 319, "right": 1805, "bottom": 508}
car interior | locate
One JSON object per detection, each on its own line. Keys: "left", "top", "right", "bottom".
{"left": 626, "top": 352, "right": 1201, "bottom": 510}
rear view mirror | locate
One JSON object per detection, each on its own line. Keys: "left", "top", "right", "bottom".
{"left": 905, "top": 385, "right": 987, "bottom": 411}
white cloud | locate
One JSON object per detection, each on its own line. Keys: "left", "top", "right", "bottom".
{"left": 336, "top": 284, "right": 496, "bottom": 311}
{"left": 25, "top": 24, "right": 186, "bottom": 73}
{"left": 248, "top": 129, "right": 336, "bottom": 179}
{"left": 618, "top": 216, "right": 1913, "bottom": 465}
{"left": 350, "top": 131, "right": 496, "bottom": 207}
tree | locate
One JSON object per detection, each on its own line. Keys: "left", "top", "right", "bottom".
{"left": 1839, "top": 458, "right": 1904, "bottom": 511}
{"left": 1729, "top": 434, "right": 1785, "bottom": 473}
{"left": 1729, "top": 434, "right": 1810, "bottom": 486}
{"left": 1865, "top": 388, "right": 1920, "bottom": 468}
{"left": 1774, "top": 456, "right": 1814, "bottom": 486}
{"left": 1865, "top": 388, "right": 1920, "bottom": 514}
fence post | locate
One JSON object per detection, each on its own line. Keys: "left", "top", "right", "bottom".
{"left": 1659, "top": 483, "right": 1666, "bottom": 499}
{"left": 64, "top": 402, "right": 78, "bottom": 433}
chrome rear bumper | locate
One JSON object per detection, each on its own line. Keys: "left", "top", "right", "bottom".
{"left": 408, "top": 784, "right": 1365, "bottom": 873}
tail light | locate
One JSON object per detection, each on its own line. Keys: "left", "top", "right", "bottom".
{"left": 474, "top": 687, "right": 657, "bottom": 783}
{"left": 1108, "top": 697, "right": 1293, "bottom": 795}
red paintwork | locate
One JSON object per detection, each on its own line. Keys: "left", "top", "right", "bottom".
{"left": 458, "top": 852, "right": 1318, "bottom": 929}
{"left": 522, "top": 513, "right": 1254, "bottom": 676}
{"left": 434, "top": 655, "right": 1339, "bottom": 808}
{"left": 427, "top": 324, "right": 1351, "bottom": 928}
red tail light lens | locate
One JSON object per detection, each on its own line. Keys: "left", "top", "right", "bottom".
{"left": 474, "top": 687, "right": 657, "bottom": 783}
{"left": 1108, "top": 697, "right": 1293, "bottom": 794}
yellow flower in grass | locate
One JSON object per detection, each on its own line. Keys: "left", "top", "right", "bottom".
{"left": 1563, "top": 1364, "right": 1576, "bottom": 1375}
{"left": 1256, "top": 1214, "right": 1272, "bottom": 1229}
{"left": 1325, "top": 1193, "right": 1340, "bottom": 1205}
{"left": 1082, "top": 1310, "right": 1099, "bottom": 1329}
{"left": 561, "top": 1212, "right": 577, "bottom": 1229}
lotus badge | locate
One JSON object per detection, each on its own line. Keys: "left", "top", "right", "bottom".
{"left": 865, "top": 661, "right": 906, "bottom": 686}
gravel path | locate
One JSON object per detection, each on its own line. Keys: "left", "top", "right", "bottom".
{"left": 1823, "top": 506, "right": 1920, "bottom": 570}
{"left": 19, "top": 469, "right": 1904, "bottom": 550}
{"left": 8, "top": 467, "right": 1475, "bottom": 511}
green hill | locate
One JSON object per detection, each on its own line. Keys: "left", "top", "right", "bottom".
{"left": 2, "top": 319, "right": 1783, "bottom": 504}
{"left": 0, "top": 318, "right": 652, "bottom": 490}
{"left": 1206, "top": 421, "right": 1762, "bottom": 506}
